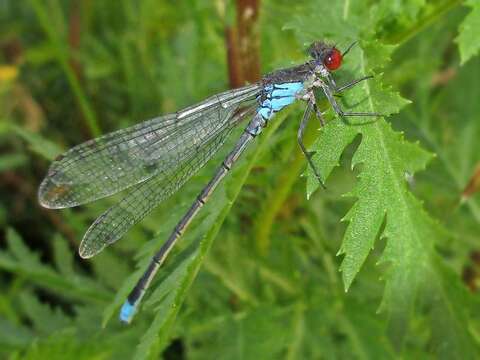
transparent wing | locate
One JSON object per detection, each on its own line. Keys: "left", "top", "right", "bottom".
{"left": 38, "top": 84, "right": 261, "bottom": 209}
{"left": 78, "top": 106, "right": 255, "bottom": 258}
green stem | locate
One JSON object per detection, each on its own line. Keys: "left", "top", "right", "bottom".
{"left": 30, "top": 0, "right": 101, "bottom": 137}
{"left": 285, "top": 302, "right": 306, "bottom": 360}
{"left": 203, "top": 258, "right": 259, "bottom": 305}
{"left": 385, "top": 0, "right": 464, "bottom": 45}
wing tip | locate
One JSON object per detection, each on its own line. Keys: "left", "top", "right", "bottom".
{"left": 38, "top": 177, "right": 71, "bottom": 209}
{"left": 78, "top": 237, "right": 100, "bottom": 259}
{"left": 78, "top": 248, "right": 94, "bottom": 259}
{"left": 78, "top": 218, "right": 111, "bottom": 259}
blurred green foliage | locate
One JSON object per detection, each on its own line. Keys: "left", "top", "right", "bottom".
{"left": 1, "top": 0, "right": 480, "bottom": 359}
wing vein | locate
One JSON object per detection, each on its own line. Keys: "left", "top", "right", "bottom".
{"left": 39, "top": 84, "right": 260, "bottom": 209}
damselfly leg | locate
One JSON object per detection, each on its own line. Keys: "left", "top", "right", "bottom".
{"left": 297, "top": 99, "right": 327, "bottom": 189}
{"left": 335, "top": 76, "right": 373, "bottom": 94}
{"left": 321, "top": 81, "right": 382, "bottom": 119}
{"left": 297, "top": 74, "right": 378, "bottom": 187}
{"left": 313, "top": 102, "right": 325, "bottom": 127}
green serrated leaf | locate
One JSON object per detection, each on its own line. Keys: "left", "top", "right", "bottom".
{"left": 21, "top": 330, "right": 107, "bottom": 360}
{"left": 423, "top": 256, "right": 479, "bottom": 359}
{"left": 6, "top": 228, "right": 44, "bottom": 267}
{"left": 187, "top": 306, "right": 291, "bottom": 360}
{"left": 19, "top": 292, "right": 71, "bottom": 334}
{"left": 10, "top": 124, "right": 64, "bottom": 160}
{"left": 308, "top": 40, "right": 438, "bottom": 347}
{"left": 1, "top": 228, "right": 111, "bottom": 304}
{"left": 0, "top": 318, "right": 33, "bottom": 348}
{"left": 288, "top": 2, "right": 478, "bottom": 352}
{"left": 306, "top": 118, "right": 358, "bottom": 198}
{"left": 372, "top": 0, "right": 427, "bottom": 25}
{"left": 52, "top": 235, "right": 75, "bottom": 277}
{"left": 0, "top": 153, "right": 28, "bottom": 171}
{"left": 455, "top": 0, "right": 480, "bottom": 64}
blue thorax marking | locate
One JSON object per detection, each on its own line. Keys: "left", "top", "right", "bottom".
{"left": 257, "top": 82, "right": 304, "bottom": 121}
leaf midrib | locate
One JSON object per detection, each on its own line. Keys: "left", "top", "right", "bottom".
{"left": 359, "top": 50, "right": 427, "bottom": 265}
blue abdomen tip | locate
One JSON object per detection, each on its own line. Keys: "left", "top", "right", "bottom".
{"left": 119, "top": 300, "right": 137, "bottom": 324}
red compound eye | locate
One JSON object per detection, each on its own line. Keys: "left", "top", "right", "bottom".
{"left": 324, "top": 48, "right": 343, "bottom": 71}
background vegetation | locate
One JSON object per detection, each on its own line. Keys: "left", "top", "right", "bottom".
{"left": 1, "top": 0, "right": 480, "bottom": 358}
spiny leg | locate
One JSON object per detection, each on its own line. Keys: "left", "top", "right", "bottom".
{"left": 321, "top": 83, "right": 382, "bottom": 118}
{"left": 335, "top": 75, "right": 373, "bottom": 94}
{"left": 342, "top": 41, "right": 358, "bottom": 57}
{"left": 298, "top": 99, "right": 326, "bottom": 189}
{"left": 329, "top": 75, "right": 379, "bottom": 116}
{"left": 312, "top": 101, "right": 325, "bottom": 127}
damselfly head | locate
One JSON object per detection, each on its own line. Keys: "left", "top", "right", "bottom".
{"left": 308, "top": 41, "right": 343, "bottom": 71}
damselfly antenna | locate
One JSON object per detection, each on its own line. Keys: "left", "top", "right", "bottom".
{"left": 342, "top": 41, "right": 358, "bottom": 57}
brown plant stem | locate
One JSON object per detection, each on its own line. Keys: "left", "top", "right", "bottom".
{"left": 225, "top": 0, "right": 261, "bottom": 88}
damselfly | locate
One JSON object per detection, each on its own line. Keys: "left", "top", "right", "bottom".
{"left": 38, "top": 41, "right": 379, "bottom": 323}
